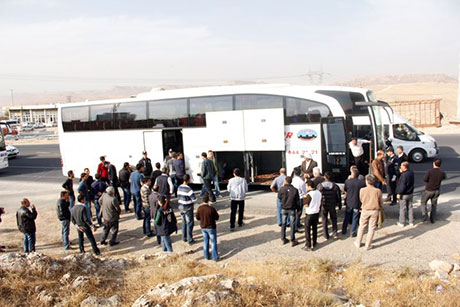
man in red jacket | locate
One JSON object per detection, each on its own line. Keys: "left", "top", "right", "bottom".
{"left": 96, "top": 156, "right": 109, "bottom": 182}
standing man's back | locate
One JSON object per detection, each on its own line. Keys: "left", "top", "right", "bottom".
{"left": 421, "top": 159, "right": 446, "bottom": 223}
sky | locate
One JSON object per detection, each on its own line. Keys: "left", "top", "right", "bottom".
{"left": 1, "top": 0, "right": 460, "bottom": 99}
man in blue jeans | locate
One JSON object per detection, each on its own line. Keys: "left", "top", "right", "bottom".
{"left": 196, "top": 195, "right": 220, "bottom": 261}
{"left": 342, "top": 168, "right": 365, "bottom": 237}
{"left": 119, "top": 162, "right": 132, "bottom": 212}
{"left": 178, "top": 174, "right": 197, "bottom": 244}
{"left": 130, "top": 163, "right": 145, "bottom": 220}
{"left": 16, "top": 198, "right": 38, "bottom": 253}
{"left": 270, "top": 168, "right": 287, "bottom": 227}
{"left": 91, "top": 173, "right": 107, "bottom": 226}
{"left": 277, "top": 176, "right": 300, "bottom": 247}
{"left": 56, "top": 191, "right": 71, "bottom": 250}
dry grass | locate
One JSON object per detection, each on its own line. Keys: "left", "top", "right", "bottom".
{"left": 1, "top": 254, "right": 459, "bottom": 307}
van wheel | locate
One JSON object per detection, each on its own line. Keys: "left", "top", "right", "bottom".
{"left": 410, "top": 149, "right": 425, "bottom": 163}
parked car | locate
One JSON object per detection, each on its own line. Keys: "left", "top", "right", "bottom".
{"left": 19, "top": 124, "right": 34, "bottom": 132}
{"left": 6, "top": 144, "right": 19, "bottom": 158}
{"left": 45, "top": 122, "right": 57, "bottom": 128}
{"left": 33, "top": 122, "right": 45, "bottom": 129}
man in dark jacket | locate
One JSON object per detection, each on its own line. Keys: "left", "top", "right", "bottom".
{"left": 151, "top": 162, "right": 162, "bottom": 187}
{"left": 396, "top": 146, "right": 409, "bottom": 163}
{"left": 154, "top": 196, "right": 177, "bottom": 252}
{"left": 91, "top": 173, "right": 107, "bottom": 226}
{"left": 155, "top": 166, "right": 173, "bottom": 199}
{"left": 396, "top": 162, "right": 415, "bottom": 227}
{"left": 301, "top": 153, "right": 318, "bottom": 179}
{"left": 139, "top": 151, "right": 153, "bottom": 178}
{"left": 16, "top": 198, "right": 38, "bottom": 253}
{"left": 148, "top": 185, "right": 162, "bottom": 245}
{"left": 119, "top": 162, "right": 132, "bottom": 212}
{"left": 200, "top": 152, "right": 216, "bottom": 203}
{"left": 71, "top": 195, "right": 100, "bottom": 255}
{"left": 420, "top": 159, "right": 446, "bottom": 223}
{"left": 106, "top": 161, "right": 121, "bottom": 203}
{"left": 317, "top": 172, "right": 342, "bottom": 240}
{"left": 385, "top": 147, "right": 400, "bottom": 205}
{"left": 99, "top": 187, "right": 121, "bottom": 246}
{"left": 173, "top": 152, "right": 187, "bottom": 197}
{"left": 278, "top": 176, "right": 300, "bottom": 246}
{"left": 56, "top": 191, "right": 71, "bottom": 250}
{"left": 62, "top": 170, "right": 75, "bottom": 209}
{"left": 342, "top": 168, "right": 365, "bottom": 237}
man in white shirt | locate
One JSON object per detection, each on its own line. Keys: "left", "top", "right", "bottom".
{"left": 349, "top": 137, "right": 371, "bottom": 175}
{"left": 303, "top": 180, "right": 322, "bottom": 251}
{"left": 291, "top": 167, "right": 307, "bottom": 232}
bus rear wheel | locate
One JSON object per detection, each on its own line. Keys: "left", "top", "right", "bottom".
{"left": 410, "top": 149, "right": 425, "bottom": 163}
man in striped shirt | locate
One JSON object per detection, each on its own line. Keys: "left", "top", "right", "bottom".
{"left": 178, "top": 174, "right": 197, "bottom": 245}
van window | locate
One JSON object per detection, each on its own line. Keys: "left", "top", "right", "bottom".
{"left": 393, "top": 123, "right": 418, "bottom": 141}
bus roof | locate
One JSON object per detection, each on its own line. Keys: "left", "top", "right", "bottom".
{"left": 57, "top": 83, "right": 375, "bottom": 117}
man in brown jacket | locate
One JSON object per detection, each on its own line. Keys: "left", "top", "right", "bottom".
{"left": 371, "top": 150, "right": 386, "bottom": 190}
{"left": 354, "top": 174, "right": 383, "bottom": 250}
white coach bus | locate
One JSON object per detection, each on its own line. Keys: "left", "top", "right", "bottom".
{"left": 58, "top": 84, "right": 388, "bottom": 184}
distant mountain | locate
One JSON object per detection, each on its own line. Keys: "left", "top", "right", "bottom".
{"left": 341, "top": 73, "right": 457, "bottom": 87}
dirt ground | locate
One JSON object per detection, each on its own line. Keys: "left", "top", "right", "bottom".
{"left": 1, "top": 180, "right": 459, "bottom": 270}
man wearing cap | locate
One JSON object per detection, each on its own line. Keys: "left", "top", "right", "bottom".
{"left": 349, "top": 138, "right": 371, "bottom": 175}
{"left": 385, "top": 147, "right": 400, "bottom": 206}
{"left": 301, "top": 153, "right": 318, "bottom": 179}
{"left": 139, "top": 151, "right": 153, "bottom": 179}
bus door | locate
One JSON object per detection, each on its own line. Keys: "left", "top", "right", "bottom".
{"left": 143, "top": 130, "right": 164, "bottom": 167}
{"left": 162, "top": 129, "right": 183, "bottom": 158}
{"left": 320, "top": 117, "right": 348, "bottom": 183}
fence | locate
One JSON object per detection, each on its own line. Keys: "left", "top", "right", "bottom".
{"left": 388, "top": 99, "right": 441, "bottom": 127}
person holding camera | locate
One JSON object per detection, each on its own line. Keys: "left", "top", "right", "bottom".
{"left": 16, "top": 198, "right": 38, "bottom": 253}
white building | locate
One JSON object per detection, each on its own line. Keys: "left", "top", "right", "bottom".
{"left": 8, "top": 104, "right": 58, "bottom": 124}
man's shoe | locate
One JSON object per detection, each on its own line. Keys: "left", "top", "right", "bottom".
{"left": 409, "top": 223, "right": 415, "bottom": 227}
{"left": 100, "top": 241, "right": 107, "bottom": 245}
{"left": 390, "top": 202, "right": 397, "bottom": 206}
{"left": 396, "top": 222, "right": 404, "bottom": 227}
{"left": 146, "top": 234, "right": 154, "bottom": 237}
{"left": 353, "top": 241, "right": 360, "bottom": 249}
{"left": 333, "top": 234, "right": 339, "bottom": 240}
{"left": 230, "top": 228, "right": 235, "bottom": 232}
{"left": 125, "top": 209, "right": 132, "bottom": 213}
{"left": 188, "top": 240, "right": 196, "bottom": 245}
{"left": 95, "top": 250, "right": 101, "bottom": 256}
{"left": 291, "top": 240, "right": 298, "bottom": 247}
{"left": 109, "top": 242, "right": 120, "bottom": 246}
{"left": 365, "top": 245, "right": 373, "bottom": 250}
{"left": 302, "top": 245, "right": 311, "bottom": 251}
{"left": 282, "top": 238, "right": 289, "bottom": 245}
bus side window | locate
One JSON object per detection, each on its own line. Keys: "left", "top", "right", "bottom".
{"left": 285, "top": 97, "right": 331, "bottom": 124}
{"left": 189, "top": 96, "right": 233, "bottom": 127}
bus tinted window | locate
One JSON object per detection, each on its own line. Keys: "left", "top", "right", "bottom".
{"left": 235, "top": 95, "right": 283, "bottom": 110}
{"left": 148, "top": 99, "right": 188, "bottom": 128}
{"left": 89, "top": 104, "right": 115, "bottom": 130}
{"left": 189, "top": 96, "right": 233, "bottom": 126}
{"left": 114, "top": 101, "right": 148, "bottom": 129}
{"left": 316, "top": 90, "right": 368, "bottom": 114}
{"left": 62, "top": 106, "right": 90, "bottom": 131}
{"left": 285, "top": 97, "right": 331, "bottom": 124}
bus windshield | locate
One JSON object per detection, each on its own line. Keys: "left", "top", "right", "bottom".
{"left": 371, "top": 106, "right": 386, "bottom": 150}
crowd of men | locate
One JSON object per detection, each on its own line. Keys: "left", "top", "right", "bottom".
{"left": 15, "top": 144, "right": 445, "bottom": 258}
{"left": 271, "top": 144, "right": 446, "bottom": 250}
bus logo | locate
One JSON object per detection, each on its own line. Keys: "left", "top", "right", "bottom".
{"left": 297, "top": 129, "right": 317, "bottom": 141}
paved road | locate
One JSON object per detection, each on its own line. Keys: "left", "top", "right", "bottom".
{"left": 0, "top": 144, "right": 63, "bottom": 184}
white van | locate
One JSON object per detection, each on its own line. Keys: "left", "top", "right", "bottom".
{"left": 352, "top": 108, "right": 438, "bottom": 163}
{"left": 383, "top": 108, "right": 438, "bottom": 163}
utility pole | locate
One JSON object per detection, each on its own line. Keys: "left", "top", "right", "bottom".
{"left": 10, "top": 89, "right": 14, "bottom": 106}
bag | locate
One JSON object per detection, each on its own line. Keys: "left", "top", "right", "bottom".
{"left": 377, "top": 207, "right": 385, "bottom": 228}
